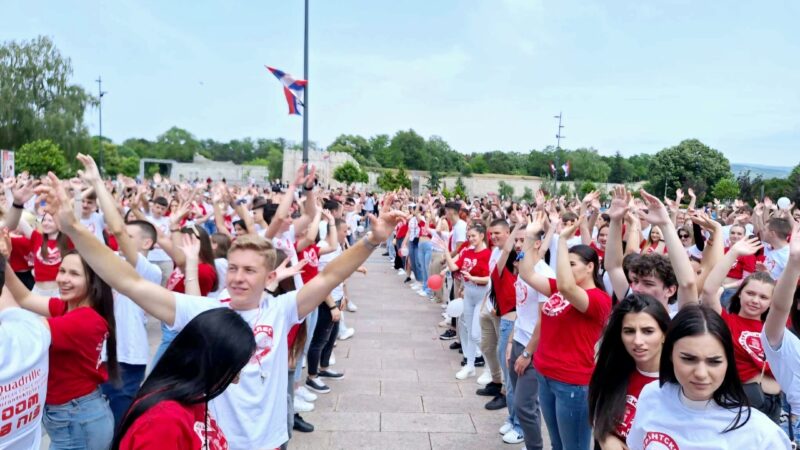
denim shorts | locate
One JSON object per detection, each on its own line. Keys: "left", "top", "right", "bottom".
{"left": 44, "top": 388, "right": 114, "bottom": 450}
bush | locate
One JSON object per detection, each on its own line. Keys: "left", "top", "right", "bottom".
{"left": 16, "top": 139, "right": 69, "bottom": 177}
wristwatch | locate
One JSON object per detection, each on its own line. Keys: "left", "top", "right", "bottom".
{"left": 522, "top": 351, "right": 531, "bottom": 359}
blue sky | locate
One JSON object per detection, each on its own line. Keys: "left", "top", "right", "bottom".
{"left": 3, "top": 0, "right": 799, "bottom": 166}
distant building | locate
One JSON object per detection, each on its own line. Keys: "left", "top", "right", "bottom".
{"left": 282, "top": 149, "right": 362, "bottom": 188}
{"left": 139, "top": 154, "right": 270, "bottom": 184}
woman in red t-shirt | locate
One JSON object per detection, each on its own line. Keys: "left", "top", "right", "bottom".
{"left": 702, "top": 236, "right": 781, "bottom": 423}
{"left": 589, "top": 294, "right": 669, "bottom": 449}
{"left": 114, "top": 308, "right": 255, "bottom": 450}
{"left": 17, "top": 212, "right": 73, "bottom": 297}
{"left": 518, "top": 215, "right": 612, "bottom": 450}
{"left": 444, "top": 223, "right": 491, "bottom": 380}
{"left": 641, "top": 225, "right": 666, "bottom": 255}
{"left": 2, "top": 239, "right": 118, "bottom": 450}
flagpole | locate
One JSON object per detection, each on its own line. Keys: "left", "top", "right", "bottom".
{"left": 553, "top": 112, "right": 565, "bottom": 194}
{"left": 302, "top": 0, "right": 310, "bottom": 174}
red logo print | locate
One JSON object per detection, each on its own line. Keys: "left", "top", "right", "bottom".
{"left": 738, "top": 330, "right": 765, "bottom": 363}
{"left": 617, "top": 394, "right": 638, "bottom": 439}
{"left": 515, "top": 279, "right": 529, "bottom": 306}
{"left": 252, "top": 325, "right": 274, "bottom": 363}
{"left": 303, "top": 247, "right": 319, "bottom": 268}
{"left": 193, "top": 415, "right": 228, "bottom": 449}
{"left": 542, "top": 292, "right": 570, "bottom": 317}
{"left": 643, "top": 431, "right": 680, "bottom": 450}
{"left": 461, "top": 257, "right": 477, "bottom": 274}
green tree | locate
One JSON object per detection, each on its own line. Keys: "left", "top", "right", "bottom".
{"left": 712, "top": 178, "right": 740, "bottom": 201}
{"left": 16, "top": 139, "right": 68, "bottom": 177}
{"left": 578, "top": 180, "right": 598, "bottom": 198}
{"left": 0, "top": 36, "right": 94, "bottom": 162}
{"left": 521, "top": 187, "right": 534, "bottom": 202}
{"left": 389, "top": 129, "right": 428, "bottom": 170}
{"left": 394, "top": 167, "right": 411, "bottom": 189}
{"left": 606, "top": 151, "right": 634, "bottom": 183}
{"left": 154, "top": 127, "right": 200, "bottom": 162}
{"left": 469, "top": 155, "right": 489, "bottom": 174}
{"left": 645, "top": 139, "right": 731, "bottom": 200}
{"left": 376, "top": 171, "right": 397, "bottom": 191}
{"left": 498, "top": 181, "right": 514, "bottom": 199}
{"left": 265, "top": 148, "right": 283, "bottom": 180}
{"left": 426, "top": 169, "right": 442, "bottom": 192}
{"left": 333, "top": 161, "right": 368, "bottom": 185}
{"left": 328, "top": 134, "right": 375, "bottom": 166}
{"left": 454, "top": 176, "right": 467, "bottom": 199}
{"left": 627, "top": 154, "right": 652, "bottom": 181}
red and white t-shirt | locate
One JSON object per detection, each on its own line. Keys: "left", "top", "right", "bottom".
{"left": 590, "top": 241, "right": 605, "bottom": 267}
{"left": 456, "top": 247, "right": 491, "bottom": 284}
{"left": 533, "top": 278, "right": 612, "bottom": 385}
{"left": 725, "top": 248, "right": 757, "bottom": 280}
{"left": 46, "top": 298, "right": 108, "bottom": 405}
{"left": 615, "top": 369, "right": 658, "bottom": 440}
{"left": 30, "top": 231, "right": 73, "bottom": 282}
{"left": 9, "top": 233, "right": 32, "bottom": 272}
{"left": 297, "top": 243, "right": 320, "bottom": 284}
{"left": 120, "top": 400, "right": 227, "bottom": 450}
{"left": 167, "top": 263, "right": 218, "bottom": 296}
{"left": 722, "top": 311, "right": 771, "bottom": 382}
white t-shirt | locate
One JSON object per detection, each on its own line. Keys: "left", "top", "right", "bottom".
{"left": 450, "top": 219, "right": 467, "bottom": 251}
{"left": 168, "top": 291, "right": 301, "bottom": 449}
{"left": 271, "top": 225, "right": 304, "bottom": 290}
{"left": 345, "top": 211, "right": 359, "bottom": 237}
{"left": 763, "top": 244, "right": 789, "bottom": 281}
{"left": 628, "top": 381, "right": 790, "bottom": 450}
{"left": 210, "top": 258, "right": 229, "bottom": 299}
{"left": 113, "top": 254, "right": 162, "bottom": 365}
{"left": 80, "top": 211, "right": 106, "bottom": 242}
{"left": 319, "top": 245, "right": 344, "bottom": 301}
{"left": 513, "top": 261, "right": 554, "bottom": 346}
{"left": 0, "top": 308, "right": 50, "bottom": 450}
{"left": 761, "top": 329, "right": 800, "bottom": 415}
{"left": 146, "top": 215, "right": 172, "bottom": 262}
{"left": 547, "top": 234, "right": 583, "bottom": 273}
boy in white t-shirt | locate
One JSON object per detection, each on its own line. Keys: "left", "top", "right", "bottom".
{"left": 760, "top": 217, "right": 791, "bottom": 280}
{"left": 40, "top": 167, "right": 406, "bottom": 450}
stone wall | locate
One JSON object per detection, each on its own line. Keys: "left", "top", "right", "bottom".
{"left": 141, "top": 154, "right": 270, "bottom": 184}
{"left": 282, "top": 149, "right": 362, "bottom": 188}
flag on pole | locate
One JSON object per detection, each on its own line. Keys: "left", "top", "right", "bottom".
{"left": 265, "top": 66, "right": 307, "bottom": 115}
{"left": 561, "top": 161, "right": 571, "bottom": 178}
{"left": 549, "top": 162, "right": 556, "bottom": 174}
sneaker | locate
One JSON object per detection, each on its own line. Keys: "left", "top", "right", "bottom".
{"left": 456, "top": 366, "right": 476, "bottom": 380}
{"left": 346, "top": 302, "right": 358, "bottom": 312}
{"left": 296, "top": 386, "right": 318, "bottom": 402}
{"left": 439, "top": 329, "right": 457, "bottom": 340}
{"left": 293, "top": 395, "right": 314, "bottom": 412}
{"left": 476, "top": 371, "right": 493, "bottom": 387}
{"left": 293, "top": 413, "right": 314, "bottom": 433}
{"left": 329, "top": 352, "right": 336, "bottom": 365}
{"left": 305, "top": 377, "right": 330, "bottom": 394}
{"left": 449, "top": 341, "right": 461, "bottom": 350}
{"left": 319, "top": 369, "right": 345, "bottom": 379}
{"left": 476, "top": 381, "right": 502, "bottom": 396}
{"left": 381, "top": 252, "right": 389, "bottom": 256}
{"left": 397, "top": 269, "right": 406, "bottom": 276}
{"left": 404, "top": 277, "right": 412, "bottom": 283}
{"left": 502, "top": 429, "right": 524, "bottom": 444}
{"left": 499, "top": 421, "right": 513, "bottom": 435}
{"left": 441, "top": 303, "right": 448, "bottom": 309}
{"left": 338, "top": 327, "right": 355, "bottom": 340}
{"left": 418, "top": 291, "right": 428, "bottom": 297}
{"left": 474, "top": 356, "right": 486, "bottom": 367}
{"left": 485, "top": 394, "right": 507, "bottom": 410}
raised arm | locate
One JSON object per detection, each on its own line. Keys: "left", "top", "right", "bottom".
{"left": 692, "top": 212, "right": 724, "bottom": 295}
{"left": 0, "top": 231, "right": 50, "bottom": 317}
{"left": 296, "top": 206, "right": 322, "bottom": 252}
{"left": 605, "top": 186, "right": 632, "bottom": 301}
{"left": 764, "top": 223, "right": 800, "bottom": 347}
{"left": 518, "top": 212, "right": 552, "bottom": 296}
{"left": 498, "top": 217, "right": 524, "bottom": 276}
{"left": 296, "top": 195, "right": 406, "bottom": 318}
{"left": 2, "top": 180, "right": 36, "bottom": 232}
{"left": 35, "top": 173, "right": 177, "bottom": 325}
{"left": 555, "top": 217, "right": 591, "bottom": 313}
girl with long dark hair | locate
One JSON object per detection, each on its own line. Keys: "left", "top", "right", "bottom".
{"left": 518, "top": 215, "right": 612, "bottom": 450}
{"left": 589, "top": 294, "right": 669, "bottom": 449}
{"left": 1, "top": 234, "right": 118, "bottom": 450}
{"left": 702, "top": 234, "right": 782, "bottom": 422}
{"left": 114, "top": 308, "right": 256, "bottom": 449}
{"left": 628, "top": 304, "right": 789, "bottom": 449}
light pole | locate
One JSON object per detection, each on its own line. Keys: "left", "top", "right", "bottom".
{"left": 302, "top": 0, "right": 309, "bottom": 175}
{"left": 96, "top": 76, "right": 107, "bottom": 175}
{"left": 553, "top": 112, "right": 565, "bottom": 194}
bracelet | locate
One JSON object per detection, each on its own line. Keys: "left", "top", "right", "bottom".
{"left": 362, "top": 232, "right": 380, "bottom": 251}
{"left": 303, "top": 184, "right": 314, "bottom": 191}
{"left": 12, "top": 202, "right": 24, "bottom": 209}
{"left": 328, "top": 304, "right": 337, "bottom": 310}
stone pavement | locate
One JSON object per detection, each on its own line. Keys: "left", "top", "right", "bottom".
{"left": 290, "top": 252, "right": 545, "bottom": 450}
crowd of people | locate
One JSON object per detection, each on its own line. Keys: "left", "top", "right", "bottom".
{"left": 1, "top": 155, "right": 799, "bottom": 450}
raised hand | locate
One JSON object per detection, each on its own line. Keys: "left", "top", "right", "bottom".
{"left": 34, "top": 173, "right": 76, "bottom": 231}
{"left": 639, "top": 189, "right": 671, "bottom": 227}
{"left": 12, "top": 178, "right": 36, "bottom": 205}
{"left": 730, "top": 236, "right": 763, "bottom": 257}
{"left": 292, "top": 164, "right": 308, "bottom": 186}
{"left": 608, "top": 185, "right": 630, "bottom": 222}
{"left": 560, "top": 214, "right": 584, "bottom": 239}
{"left": 0, "top": 228, "right": 12, "bottom": 259}
{"left": 76, "top": 153, "right": 102, "bottom": 185}
{"left": 369, "top": 194, "right": 408, "bottom": 242}
{"left": 526, "top": 211, "right": 547, "bottom": 238}
{"left": 274, "top": 258, "right": 307, "bottom": 283}
{"left": 675, "top": 188, "right": 684, "bottom": 204}
{"left": 177, "top": 232, "right": 201, "bottom": 261}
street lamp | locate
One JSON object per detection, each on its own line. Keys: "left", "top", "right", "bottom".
{"left": 96, "top": 76, "right": 107, "bottom": 175}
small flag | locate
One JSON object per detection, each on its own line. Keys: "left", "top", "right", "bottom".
{"left": 561, "top": 161, "right": 571, "bottom": 178}
{"left": 265, "top": 66, "right": 306, "bottom": 115}
{"left": 549, "top": 162, "right": 556, "bottom": 174}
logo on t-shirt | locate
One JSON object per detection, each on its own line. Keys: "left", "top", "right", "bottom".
{"left": 36, "top": 245, "right": 61, "bottom": 266}
{"left": 643, "top": 431, "right": 680, "bottom": 450}
{"left": 252, "top": 325, "right": 274, "bottom": 363}
{"left": 462, "top": 257, "right": 477, "bottom": 274}
{"left": 166, "top": 267, "right": 184, "bottom": 291}
{"left": 515, "top": 279, "right": 529, "bottom": 306}
{"left": 617, "top": 394, "right": 638, "bottom": 439}
{"left": 738, "top": 330, "right": 765, "bottom": 363}
{"left": 303, "top": 247, "right": 319, "bottom": 268}
{"left": 542, "top": 292, "right": 570, "bottom": 317}
{"left": 193, "top": 414, "right": 228, "bottom": 449}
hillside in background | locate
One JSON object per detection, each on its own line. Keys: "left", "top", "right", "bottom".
{"left": 731, "top": 162, "right": 793, "bottom": 179}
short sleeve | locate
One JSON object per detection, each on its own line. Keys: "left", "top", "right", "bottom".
{"left": 273, "top": 290, "right": 301, "bottom": 324}
{"left": 135, "top": 254, "right": 163, "bottom": 284}
{"left": 197, "top": 264, "right": 217, "bottom": 296}
{"left": 169, "top": 293, "right": 223, "bottom": 332}
{"left": 547, "top": 278, "right": 558, "bottom": 295}
{"left": 583, "top": 288, "right": 612, "bottom": 320}
{"left": 48, "top": 297, "right": 68, "bottom": 318}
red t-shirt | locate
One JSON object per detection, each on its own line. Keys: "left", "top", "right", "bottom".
{"left": 30, "top": 230, "right": 73, "bottom": 282}
{"left": 396, "top": 221, "right": 408, "bottom": 239}
{"left": 725, "top": 248, "right": 757, "bottom": 280}
{"left": 120, "top": 400, "right": 227, "bottom": 450}
{"left": 46, "top": 298, "right": 108, "bottom": 405}
{"left": 590, "top": 242, "right": 605, "bottom": 266}
{"left": 9, "top": 234, "right": 32, "bottom": 272}
{"left": 456, "top": 247, "right": 491, "bottom": 280}
{"left": 297, "top": 243, "right": 321, "bottom": 284}
{"left": 490, "top": 265, "right": 517, "bottom": 316}
{"left": 418, "top": 220, "right": 431, "bottom": 238}
{"left": 534, "top": 278, "right": 612, "bottom": 385}
{"left": 615, "top": 370, "right": 658, "bottom": 441}
{"left": 287, "top": 323, "right": 302, "bottom": 348}
{"left": 722, "top": 311, "right": 771, "bottom": 382}
{"left": 166, "top": 263, "right": 217, "bottom": 296}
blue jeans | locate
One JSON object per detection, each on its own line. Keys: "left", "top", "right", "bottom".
{"left": 101, "top": 362, "right": 146, "bottom": 428}
{"left": 43, "top": 389, "right": 114, "bottom": 450}
{"left": 152, "top": 323, "right": 178, "bottom": 368}
{"left": 536, "top": 373, "right": 591, "bottom": 450}
{"left": 386, "top": 233, "right": 396, "bottom": 260}
{"left": 499, "top": 318, "right": 521, "bottom": 434}
{"left": 408, "top": 240, "right": 420, "bottom": 281}
{"left": 418, "top": 240, "right": 433, "bottom": 294}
